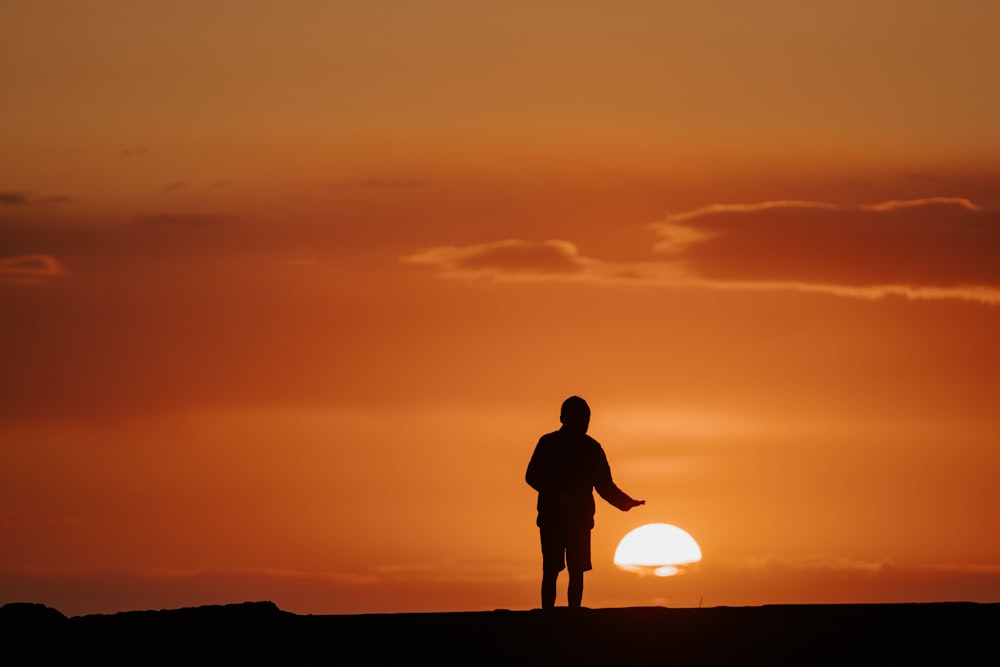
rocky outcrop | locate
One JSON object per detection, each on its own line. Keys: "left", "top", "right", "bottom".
{"left": 0, "top": 602, "right": 67, "bottom": 627}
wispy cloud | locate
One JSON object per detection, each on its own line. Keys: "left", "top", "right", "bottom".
{"left": 0, "top": 559, "right": 537, "bottom": 615}
{"left": 660, "top": 200, "right": 841, "bottom": 225}
{"left": 0, "top": 192, "right": 32, "bottom": 206}
{"left": 735, "top": 554, "right": 1000, "bottom": 590}
{"left": 859, "top": 196, "right": 980, "bottom": 212}
{"left": 330, "top": 179, "right": 429, "bottom": 189}
{"left": 403, "top": 239, "right": 685, "bottom": 284}
{"left": 0, "top": 254, "right": 66, "bottom": 284}
{"left": 162, "top": 178, "right": 233, "bottom": 190}
{"left": 404, "top": 239, "right": 589, "bottom": 277}
{"left": 652, "top": 197, "right": 1000, "bottom": 303}
{"left": 405, "top": 198, "right": 1000, "bottom": 304}
{"left": 133, "top": 213, "right": 235, "bottom": 228}
{"left": 370, "top": 558, "right": 535, "bottom": 585}
{"left": 0, "top": 191, "right": 74, "bottom": 206}
{"left": 4, "top": 556, "right": 533, "bottom": 587}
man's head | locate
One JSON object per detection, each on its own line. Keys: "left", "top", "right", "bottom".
{"left": 560, "top": 395, "right": 591, "bottom": 434}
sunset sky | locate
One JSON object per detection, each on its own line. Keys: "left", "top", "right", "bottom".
{"left": 3, "top": 0, "right": 1000, "bottom": 616}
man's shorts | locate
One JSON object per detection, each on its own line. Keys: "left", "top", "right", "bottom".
{"left": 540, "top": 522, "right": 592, "bottom": 573}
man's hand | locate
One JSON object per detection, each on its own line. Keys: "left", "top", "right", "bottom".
{"left": 624, "top": 499, "right": 645, "bottom": 510}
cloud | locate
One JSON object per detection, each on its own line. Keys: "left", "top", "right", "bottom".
{"left": 7, "top": 556, "right": 1000, "bottom": 616}
{"left": 687, "top": 555, "right": 1000, "bottom": 605}
{"left": 0, "top": 211, "right": 241, "bottom": 284}
{"left": 404, "top": 198, "right": 1000, "bottom": 304}
{"left": 0, "top": 558, "right": 536, "bottom": 615}
{"left": 660, "top": 200, "right": 842, "bottom": 225}
{"left": 402, "top": 239, "right": 681, "bottom": 284}
{"left": 0, "top": 192, "right": 31, "bottom": 206}
{"left": 404, "top": 239, "right": 588, "bottom": 277}
{"left": 133, "top": 213, "right": 234, "bottom": 228}
{"left": 330, "top": 179, "right": 429, "bottom": 189}
{"left": 0, "top": 254, "right": 66, "bottom": 284}
{"left": 651, "top": 197, "right": 1000, "bottom": 302}
{"left": 741, "top": 554, "right": 1000, "bottom": 592}
{"left": 370, "top": 558, "right": 535, "bottom": 585}
{"left": 0, "top": 191, "right": 74, "bottom": 206}
{"left": 860, "top": 196, "right": 980, "bottom": 212}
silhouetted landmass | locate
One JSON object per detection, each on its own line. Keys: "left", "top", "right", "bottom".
{"left": 2, "top": 601, "right": 997, "bottom": 665}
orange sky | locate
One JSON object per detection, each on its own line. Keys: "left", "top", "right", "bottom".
{"left": 3, "top": 1, "right": 1000, "bottom": 615}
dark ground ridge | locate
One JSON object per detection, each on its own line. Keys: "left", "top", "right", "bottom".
{"left": 3, "top": 600, "right": 997, "bottom": 665}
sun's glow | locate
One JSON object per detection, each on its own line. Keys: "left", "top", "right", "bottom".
{"left": 614, "top": 523, "right": 702, "bottom": 577}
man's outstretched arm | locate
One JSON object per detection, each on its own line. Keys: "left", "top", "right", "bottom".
{"left": 593, "top": 448, "right": 645, "bottom": 511}
{"left": 596, "top": 481, "right": 645, "bottom": 511}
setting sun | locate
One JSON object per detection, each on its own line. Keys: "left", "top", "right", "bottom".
{"left": 614, "top": 524, "right": 703, "bottom": 577}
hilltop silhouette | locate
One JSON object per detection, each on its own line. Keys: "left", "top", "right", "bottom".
{"left": 2, "top": 600, "right": 998, "bottom": 665}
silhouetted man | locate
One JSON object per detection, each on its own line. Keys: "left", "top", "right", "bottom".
{"left": 526, "top": 396, "right": 644, "bottom": 609}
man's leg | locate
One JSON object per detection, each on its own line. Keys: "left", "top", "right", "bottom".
{"left": 565, "top": 526, "right": 592, "bottom": 608}
{"left": 541, "top": 570, "right": 558, "bottom": 609}
{"left": 539, "top": 523, "right": 566, "bottom": 609}
{"left": 567, "top": 570, "right": 584, "bottom": 608}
